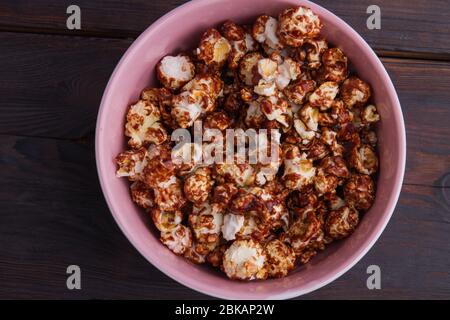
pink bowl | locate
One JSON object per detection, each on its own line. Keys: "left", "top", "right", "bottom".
{"left": 96, "top": 0, "right": 406, "bottom": 299}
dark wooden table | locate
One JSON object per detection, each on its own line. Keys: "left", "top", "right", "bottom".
{"left": 0, "top": 0, "right": 449, "bottom": 300}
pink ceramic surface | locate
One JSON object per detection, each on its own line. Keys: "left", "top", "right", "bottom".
{"left": 96, "top": 0, "right": 406, "bottom": 299}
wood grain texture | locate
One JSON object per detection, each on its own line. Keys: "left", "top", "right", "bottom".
{"left": 0, "top": 0, "right": 449, "bottom": 300}
{"left": 382, "top": 58, "right": 450, "bottom": 187}
{"left": 0, "top": 0, "right": 449, "bottom": 59}
{"left": 0, "top": 135, "right": 449, "bottom": 299}
{"left": 0, "top": 33, "right": 448, "bottom": 186}
{"left": 0, "top": 32, "right": 130, "bottom": 140}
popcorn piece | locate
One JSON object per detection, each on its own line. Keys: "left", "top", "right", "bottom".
{"left": 204, "top": 111, "right": 232, "bottom": 131}
{"left": 196, "top": 28, "right": 231, "bottom": 67}
{"left": 141, "top": 87, "right": 174, "bottom": 129}
{"left": 239, "top": 52, "right": 263, "bottom": 86}
{"left": 298, "top": 249, "right": 317, "bottom": 264}
{"left": 257, "top": 58, "right": 278, "bottom": 81}
{"left": 207, "top": 244, "right": 228, "bottom": 268}
{"left": 130, "top": 181, "right": 154, "bottom": 209}
{"left": 254, "top": 58, "right": 280, "bottom": 96}
{"left": 284, "top": 79, "right": 316, "bottom": 105}
{"left": 313, "top": 170, "right": 338, "bottom": 196}
{"left": 282, "top": 145, "right": 316, "bottom": 190}
{"left": 319, "top": 48, "right": 348, "bottom": 83}
{"left": 325, "top": 206, "right": 359, "bottom": 239}
{"left": 344, "top": 174, "right": 375, "bottom": 211}
{"left": 151, "top": 208, "right": 183, "bottom": 232}
{"left": 247, "top": 181, "right": 288, "bottom": 221}
{"left": 189, "top": 203, "right": 224, "bottom": 247}
{"left": 277, "top": 6, "right": 322, "bottom": 47}
{"left": 326, "top": 194, "right": 346, "bottom": 211}
{"left": 184, "top": 167, "right": 214, "bottom": 204}
{"left": 349, "top": 144, "right": 379, "bottom": 175}
{"left": 320, "top": 127, "right": 344, "bottom": 156}
{"left": 183, "top": 74, "right": 224, "bottom": 100}
{"left": 254, "top": 79, "right": 277, "bottom": 96}
{"left": 141, "top": 87, "right": 165, "bottom": 105}
{"left": 270, "top": 201, "right": 290, "bottom": 230}
{"left": 351, "top": 107, "right": 363, "bottom": 129}
{"left": 240, "top": 87, "right": 254, "bottom": 103}
{"left": 227, "top": 39, "right": 247, "bottom": 70}
{"left": 254, "top": 131, "right": 282, "bottom": 186}
{"left": 160, "top": 224, "right": 192, "bottom": 255}
{"left": 244, "top": 27, "right": 258, "bottom": 52}
{"left": 184, "top": 241, "right": 207, "bottom": 264}
{"left": 171, "top": 142, "right": 203, "bottom": 176}
{"left": 299, "top": 103, "right": 320, "bottom": 131}
{"left": 361, "top": 104, "right": 380, "bottom": 124}
{"left": 171, "top": 90, "right": 207, "bottom": 128}
{"left": 319, "top": 156, "right": 350, "bottom": 179}
{"left": 308, "top": 81, "right": 339, "bottom": 110}
{"left": 221, "top": 21, "right": 248, "bottom": 69}
{"left": 125, "top": 100, "right": 168, "bottom": 149}
{"left": 222, "top": 213, "right": 245, "bottom": 241}
{"left": 340, "top": 77, "right": 371, "bottom": 108}
{"left": 226, "top": 189, "right": 276, "bottom": 237}
{"left": 222, "top": 239, "right": 267, "bottom": 280}
{"left": 235, "top": 215, "right": 271, "bottom": 241}
{"left": 116, "top": 147, "right": 148, "bottom": 181}
{"left": 293, "top": 118, "right": 315, "bottom": 145}
{"left": 318, "top": 111, "right": 335, "bottom": 127}
{"left": 252, "top": 15, "right": 284, "bottom": 50}
{"left": 172, "top": 74, "right": 224, "bottom": 128}
{"left": 255, "top": 155, "right": 282, "bottom": 186}
{"left": 282, "top": 209, "right": 322, "bottom": 255}
{"left": 287, "top": 186, "right": 318, "bottom": 211}
{"left": 156, "top": 54, "right": 195, "bottom": 90}
{"left": 260, "top": 95, "right": 291, "bottom": 128}
{"left": 307, "top": 138, "right": 329, "bottom": 160}
{"left": 303, "top": 37, "right": 328, "bottom": 69}
{"left": 153, "top": 175, "right": 187, "bottom": 212}
{"left": 245, "top": 99, "right": 265, "bottom": 128}
{"left": 361, "top": 129, "right": 378, "bottom": 146}
{"left": 215, "top": 156, "right": 256, "bottom": 187}
{"left": 331, "top": 99, "right": 353, "bottom": 124}
{"left": 275, "top": 58, "right": 302, "bottom": 89}
{"left": 265, "top": 239, "right": 296, "bottom": 278}
{"left": 143, "top": 144, "right": 176, "bottom": 188}
{"left": 229, "top": 189, "right": 259, "bottom": 215}
{"left": 212, "top": 183, "right": 239, "bottom": 206}
{"left": 221, "top": 20, "right": 245, "bottom": 41}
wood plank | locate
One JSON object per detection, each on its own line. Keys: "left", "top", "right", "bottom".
{"left": 0, "top": 135, "right": 449, "bottom": 299}
{"left": 305, "top": 184, "right": 450, "bottom": 300}
{"left": 0, "top": 135, "right": 209, "bottom": 299}
{"left": 382, "top": 58, "right": 450, "bottom": 187}
{"left": 0, "top": 33, "right": 448, "bottom": 186}
{"left": 0, "top": 32, "right": 131, "bottom": 139}
{"left": 0, "top": 0, "right": 449, "bottom": 58}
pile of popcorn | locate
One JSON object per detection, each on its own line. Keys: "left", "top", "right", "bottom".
{"left": 115, "top": 6, "right": 380, "bottom": 280}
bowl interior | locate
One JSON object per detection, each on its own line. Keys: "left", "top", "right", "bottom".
{"left": 96, "top": 0, "right": 405, "bottom": 299}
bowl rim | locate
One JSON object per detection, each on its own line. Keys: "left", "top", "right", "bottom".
{"left": 95, "top": 0, "right": 406, "bottom": 299}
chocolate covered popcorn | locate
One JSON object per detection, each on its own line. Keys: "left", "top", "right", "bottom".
{"left": 115, "top": 5, "right": 381, "bottom": 281}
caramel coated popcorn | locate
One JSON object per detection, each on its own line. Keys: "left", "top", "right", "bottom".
{"left": 156, "top": 54, "right": 195, "bottom": 90}
{"left": 125, "top": 100, "right": 168, "bottom": 149}
{"left": 115, "top": 5, "right": 381, "bottom": 280}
